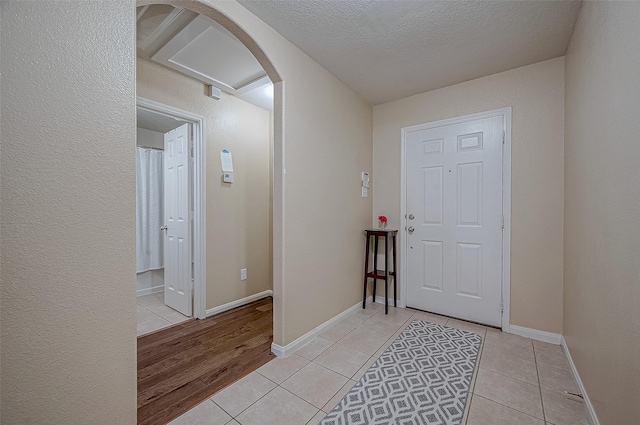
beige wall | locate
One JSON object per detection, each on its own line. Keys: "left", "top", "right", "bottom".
{"left": 564, "top": 2, "right": 640, "bottom": 423}
{"left": 0, "top": 1, "right": 137, "bottom": 424}
{"left": 373, "top": 58, "right": 565, "bottom": 333}
{"left": 137, "top": 57, "right": 272, "bottom": 310}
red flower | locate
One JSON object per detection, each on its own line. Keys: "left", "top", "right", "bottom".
{"left": 378, "top": 215, "right": 388, "bottom": 223}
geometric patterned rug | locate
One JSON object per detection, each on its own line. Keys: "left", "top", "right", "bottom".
{"left": 318, "top": 320, "right": 482, "bottom": 425}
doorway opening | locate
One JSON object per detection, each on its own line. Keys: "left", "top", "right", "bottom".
{"left": 135, "top": 2, "right": 279, "bottom": 420}
{"left": 136, "top": 0, "right": 284, "bottom": 347}
{"left": 135, "top": 99, "right": 206, "bottom": 336}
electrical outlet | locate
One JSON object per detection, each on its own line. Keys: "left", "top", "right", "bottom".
{"left": 240, "top": 268, "right": 247, "bottom": 281}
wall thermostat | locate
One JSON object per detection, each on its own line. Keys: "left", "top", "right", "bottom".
{"left": 361, "top": 172, "right": 370, "bottom": 188}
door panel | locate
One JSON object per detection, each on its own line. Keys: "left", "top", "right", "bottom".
{"left": 421, "top": 241, "right": 443, "bottom": 291}
{"left": 405, "top": 116, "right": 503, "bottom": 326}
{"left": 164, "top": 123, "right": 192, "bottom": 316}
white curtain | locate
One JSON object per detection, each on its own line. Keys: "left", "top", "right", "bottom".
{"left": 136, "top": 147, "right": 164, "bottom": 273}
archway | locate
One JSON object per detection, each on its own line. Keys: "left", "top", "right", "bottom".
{"left": 137, "top": 0, "right": 285, "bottom": 348}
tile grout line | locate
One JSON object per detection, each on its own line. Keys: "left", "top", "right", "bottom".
{"left": 136, "top": 303, "right": 174, "bottom": 336}
{"left": 462, "top": 328, "right": 485, "bottom": 425}
{"left": 533, "top": 342, "right": 548, "bottom": 423}
{"left": 211, "top": 383, "right": 278, "bottom": 422}
{"left": 472, "top": 394, "right": 547, "bottom": 423}
{"left": 476, "top": 363, "right": 542, "bottom": 387}
{"left": 474, "top": 341, "right": 548, "bottom": 422}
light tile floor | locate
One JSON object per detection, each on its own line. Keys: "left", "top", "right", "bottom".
{"left": 136, "top": 292, "right": 190, "bottom": 336}
{"left": 168, "top": 302, "right": 591, "bottom": 425}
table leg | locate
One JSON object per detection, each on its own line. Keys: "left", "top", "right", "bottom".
{"left": 393, "top": 234, "right": 397, "bottom": 307}
{"left": 362, "top": 233, "right": 370, "bottom": 309}
{"left": 373, "top": 235, "right": 378, "bottom": 303}
{"left": 384, "top": 235, "right": 389, "bottom": 314}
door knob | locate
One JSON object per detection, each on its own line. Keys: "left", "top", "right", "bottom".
{"left": 160, "top": 225, "right": 168, "bottom": 231}
{"left": 408, "top": 214, "right": 415, "bottom": 220}
{"left": 408, "top": 226, "right": 414, "bottom": 234}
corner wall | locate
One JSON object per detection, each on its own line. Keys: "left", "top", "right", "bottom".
{"left": 564, "top": 2, "right": 640, "bottom": 423}
{"left": 137, "top": 57, "right": 272, "bottom": 310}
{"left": 373, "top": 58, "right": 565, "bottom": 333}
{"left": 0, "top": 1, "right": 137, "bottom": 423}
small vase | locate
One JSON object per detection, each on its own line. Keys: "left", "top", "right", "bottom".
{"left": 378, "top": 221, "right": 387, "bottom": 230}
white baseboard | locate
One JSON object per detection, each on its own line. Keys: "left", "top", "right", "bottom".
{"left": 508, "top": 324, "right": 563, "bottom": 344}
{"left": 562, "top": 337, "right": 600, "bottom": 425}
{"left": 136, "top": 285, "right": 164, "bottom": 297}
{"left": 206, "top": 290, "right": 273, "bottom": 318}
{"left": 271, "top": 297, "right": 374, "bottom": 358}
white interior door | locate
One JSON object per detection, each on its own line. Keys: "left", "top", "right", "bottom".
{"left": 163, "top": 123, "right": 192, "bottom": 316}
{"left": 405, "top": 115, "right": 503, "bottom": 326}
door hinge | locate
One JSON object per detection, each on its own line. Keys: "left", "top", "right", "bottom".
{"left": 501, "top": 215, "right": 505, "bottom": 229}
{"left": 500, "top": 300, "right": 504, "bottom": 313}
{"left": 502, "top": 130, "right": 505, "bottom": 144}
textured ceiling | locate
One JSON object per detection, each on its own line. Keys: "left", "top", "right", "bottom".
{"left": 238, "top": 0, "right": 582, "bottom": 105}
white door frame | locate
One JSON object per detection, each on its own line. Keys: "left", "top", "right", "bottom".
{"left": 137, "top": 96, "right": 207, "bottom": 320}
{"left": 400, "top": 107, "right": 512, "bottom": 332}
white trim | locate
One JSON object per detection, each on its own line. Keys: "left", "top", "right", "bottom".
{"left": 501, "top": 109, "right": 512, "bottom": 332}
{"left": 136, "top": 285, "right": 164, "bottom": 297}
{"left": 136, "top": 97, "right": 207, "bottom": 320}
{"left": 399, "top": 107, "right": 512, "bottom": 331}
{"left": 271, "top": 297, "right": 374, "bottom": 358}
{"left": 561, "top": 337, "right": 600, "bottom": 425}
{"left": 272, "top": 80, "right": 285, "bottom": 346}
{"left": 206, "top": 290, "right": 273, "bottom": 318}
{"left": 138, "top": 7, "right": 184, "bottom": 51}
{"left": 508, "top": 325, "right": 562, "bottom": 345}
{"left": 136, "top": 5, "right": 149, "bottom": 21}
{"left": 399, "top": 129, "right": 408, "bottom": 309}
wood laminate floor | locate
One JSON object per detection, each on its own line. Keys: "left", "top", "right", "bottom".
{"left": 137, "top": 297, "right": 274, "bottom": 425}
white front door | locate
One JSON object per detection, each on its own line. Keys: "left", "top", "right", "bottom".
{"left": 405, "top": 115, "right": 504, "bottom": 326}
{"left": 163, "top": 123, "right": 192, "bottom": 316}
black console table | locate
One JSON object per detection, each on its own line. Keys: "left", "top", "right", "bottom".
{"left": 363, "top": 229, "right": 398, "bottom": 314}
